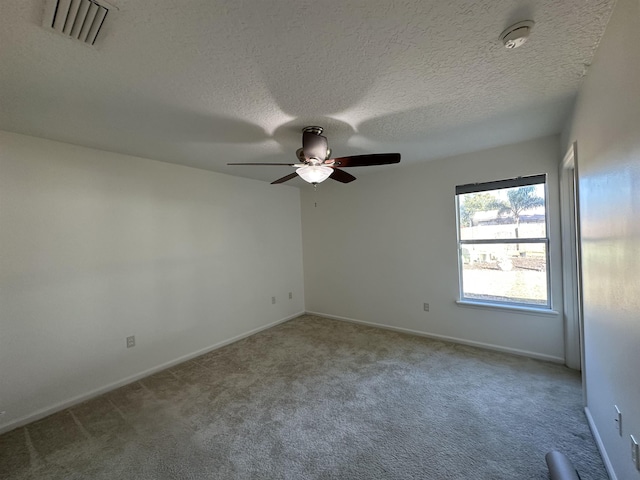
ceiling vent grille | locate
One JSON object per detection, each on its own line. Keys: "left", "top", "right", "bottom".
{"left": 45, "top": 0, "right": 111, "bottom": 45}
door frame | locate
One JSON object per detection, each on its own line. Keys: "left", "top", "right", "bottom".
{"left": 559, "top": 142, "right": 584, "bottom": 387}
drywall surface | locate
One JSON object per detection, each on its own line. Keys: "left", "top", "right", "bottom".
{"left": 563, "top": 0, "right": 640, "bottom": 477}
{"left": 0, "top": 131, "right": 304, "bottom": 432}
{"left": 302, "top": 135, "right": 564, "bottom": 361}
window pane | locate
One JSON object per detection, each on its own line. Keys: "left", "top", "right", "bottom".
{"left": 460, "top": 243, "right": 548, "bottom": 306}
{"left": 458, "top": 184, "right": 546, "bottom": 241}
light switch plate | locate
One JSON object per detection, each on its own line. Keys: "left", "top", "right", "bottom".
{"left": 615, "top": 405, "right": 622, "bottom": 436}
{"left": 631, "top": 435, "right": 639, "bottom": 471}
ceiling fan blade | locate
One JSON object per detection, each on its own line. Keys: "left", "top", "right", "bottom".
{"left": 271, "top": 172, "right": 299, "bottom": 184}
{"left": 302, "top": 131, "right": 328, "bottom": 160}
{"left": 331, "top": 153, "right": 401, "bottom": 167}
{"left": 329, "top": 168, "right": 356, "bottom": 183}
{"left": 227, "top": 162, "right": 295, "bottom": 166}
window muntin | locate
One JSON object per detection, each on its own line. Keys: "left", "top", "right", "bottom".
{"left": 456, "top": 175, "right": 550, "bottom": 309}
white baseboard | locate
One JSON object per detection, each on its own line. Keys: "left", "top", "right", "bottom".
{"left": 306, "top": 310, "right": 565, "bottom": 364}
{"left": 584, "top": 406, "right": 617, "bottom": 480}
{"left": 0, "top": 312, "right": 303, "bottom": 435}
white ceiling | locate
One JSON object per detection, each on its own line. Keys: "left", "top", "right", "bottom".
{"left": 0, "top": 0, "right": 614, "bottom": 184}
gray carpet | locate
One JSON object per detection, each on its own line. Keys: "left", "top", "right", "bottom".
{"left": 0, "top": 315, "right": 607, "bottom": 479}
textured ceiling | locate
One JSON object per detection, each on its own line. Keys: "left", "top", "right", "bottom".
{"left": 0, "top": 0, "right": 614, "bottom": 184}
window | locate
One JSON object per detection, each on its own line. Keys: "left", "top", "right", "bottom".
{"left": 456, "top": 174, "right": 550, "bottom": 309}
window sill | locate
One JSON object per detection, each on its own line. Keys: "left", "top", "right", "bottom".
{"left": 455, "top": 300, "right": 560, "bottom": 317}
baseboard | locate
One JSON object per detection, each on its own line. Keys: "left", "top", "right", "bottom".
{"left": 0, "top": 312, "right": 304, "bottom": 435}
{"left": 306, "top": 310, "right": 565, "bottom": 364}
{"left": 584, "top": 406, "right": 617, "bottom": 480}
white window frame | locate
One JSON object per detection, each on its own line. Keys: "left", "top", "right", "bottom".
{"left": 455, "top": 174, "right": 552, "bottom": 310}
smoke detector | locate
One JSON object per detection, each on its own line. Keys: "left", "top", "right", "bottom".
{"left": 499, "top": 21, "right": 535, "bottom": 49}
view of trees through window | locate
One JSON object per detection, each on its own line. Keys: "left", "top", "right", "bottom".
{"left": 457, "top": 176, "right": 549, "bottom": 307}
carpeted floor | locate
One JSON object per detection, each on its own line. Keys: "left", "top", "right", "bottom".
{"left": 0, "top": 315, "right": 607, "bottom": 479}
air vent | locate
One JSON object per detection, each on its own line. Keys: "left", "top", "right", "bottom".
{"left": 44, "top": 0, "right": 111, "bottom": 45}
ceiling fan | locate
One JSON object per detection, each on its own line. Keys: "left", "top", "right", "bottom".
{"left": 228, "top": 126, "right": 401, "bottom": 185}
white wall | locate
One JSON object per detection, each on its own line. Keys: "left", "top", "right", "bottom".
{"left": 563, "top": 0, "right": 640, "bottom": 477}
{"left": 0, "top": 131, "right": 304, "bottom": 433}
{"left": 302, "top": 135, "right": 564, "bottom": 361}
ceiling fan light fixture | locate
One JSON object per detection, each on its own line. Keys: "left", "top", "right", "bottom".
{"left": 296, "top": 165, "right": 333, "bottom": 184}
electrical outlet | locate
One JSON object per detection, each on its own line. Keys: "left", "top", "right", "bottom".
{"left": 271, "top": 296, "right": 276, "bottom": 305}
{"left": 615, "top": 405, "right": 622, "bottom": 436}
{"left": 289, "top": 292, "right": 293, "bottom": 299}
{"left": 631, "top": 435, "right": 639, "bottom": 471}
{"left": 423, "top": 302, "right": 430, "bottom": 312}
{"left": 126, "top": 336, "right": 135, "bottom": 348}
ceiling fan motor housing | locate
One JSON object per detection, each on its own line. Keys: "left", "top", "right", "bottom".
{"left": 296, "top": 148, "right": 331, "bottom": 163}
{"left": 299, "top": 126, "right": 331, "bottom": 163}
